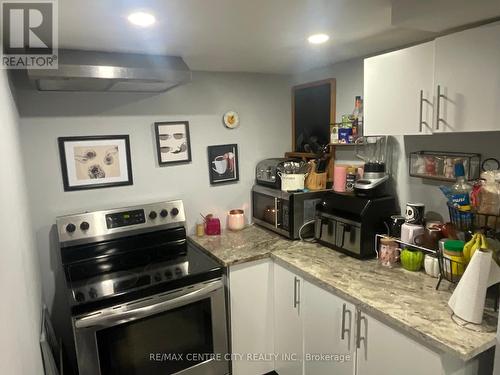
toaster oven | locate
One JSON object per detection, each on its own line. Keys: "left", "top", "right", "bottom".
{"left": 252, "top": 184, "right": 324, "bottom": 239}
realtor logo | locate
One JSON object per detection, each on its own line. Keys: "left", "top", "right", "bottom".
{"left": 1, "top": 1, "right": 58, "bottom": 69}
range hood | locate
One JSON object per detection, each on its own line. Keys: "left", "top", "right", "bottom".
{"left": 27, "top": 49, "right": 192, "bottom": 92}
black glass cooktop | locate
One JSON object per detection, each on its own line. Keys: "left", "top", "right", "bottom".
{"left": 61, "top": 228, "right": 223, "bottom": 315}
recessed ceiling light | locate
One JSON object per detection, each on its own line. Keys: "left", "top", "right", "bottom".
{"left": 308, "top": 33, "right": 330, "bottom": 45}
{"left": 128, "top": 12, "right": 156, "bottom": 27}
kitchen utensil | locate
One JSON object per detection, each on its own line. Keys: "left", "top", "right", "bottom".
{"left": 405, "top": 202, "right": 425, "bottom": 225}
{"left": 401, "top": 223, "right": 425, "bottom": 245}
{"left": 227, "top": 209, "right": 245, "bottom": 231}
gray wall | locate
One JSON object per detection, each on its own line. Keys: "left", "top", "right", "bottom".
{"left": 0, "top": 72, "right": 43, "bottom": 373}
{"left": 292, "top": 59, "right": 500, "bottom": 218}
{"left": 15, "top": 71, "right": 291, "bottom": 314}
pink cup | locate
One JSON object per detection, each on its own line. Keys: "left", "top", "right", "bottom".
{"left": 333, "top": 165, "right": 347, "bottom": 192}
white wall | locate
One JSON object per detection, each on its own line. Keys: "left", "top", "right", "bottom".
{"left": 292, "top": 60, "right": 500, "bottom": 218}
{"left": 14, "top": 71, "right": 291, "bottom": 314}
{"left": 0, "top": 72, "right": 44, "bottom": 373}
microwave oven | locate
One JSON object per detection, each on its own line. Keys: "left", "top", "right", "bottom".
{"left": 252, "top": 184, "right": 324, "bottom": 239}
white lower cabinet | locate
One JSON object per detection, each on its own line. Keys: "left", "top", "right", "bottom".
{"left": 274, "top": 264, "right": 303, "bottom": 375}
{"left": 303, "top": 280, "right": 355, "bottom": 375}
{"left": 229, "top": 259, "right": 275, "bottom": 375}
{"left": 355, "top": 311, "right": 482, "bottom": 375}
{"left": 355, "top": 310, "right": 443, "bottom": 375}
{"left": 230, "top": 262, "right": 485, "bottom": 375}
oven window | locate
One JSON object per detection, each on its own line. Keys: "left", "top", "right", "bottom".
{"left": 96, "top": 298, "right": 214, "bottom": 375}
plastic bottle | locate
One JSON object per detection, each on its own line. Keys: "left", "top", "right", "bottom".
{"left": 451, "top": 163, "right": 473, "bottom": 211}
{"left": 346, "top": 167, "right": 357, "bottom": 192}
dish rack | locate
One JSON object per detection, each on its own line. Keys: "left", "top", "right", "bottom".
{"left": 374, "top": 234, "right": 464, "bottom": 290}
{"left": 448, "top": 203, "right": 500, "bottom": 239}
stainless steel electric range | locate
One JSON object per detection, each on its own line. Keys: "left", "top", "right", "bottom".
{"left": 56, "top": 200, "right": 229, "bottom": 375}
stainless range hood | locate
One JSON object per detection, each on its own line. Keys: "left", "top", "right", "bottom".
{"left": 27, "top": 49, "right": 192, "bottom": 92}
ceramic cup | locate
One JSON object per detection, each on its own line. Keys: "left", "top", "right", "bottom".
{"left": 401, "top": 223, "right": 425, "bottom": 245}
{"left": 414, "top": 227, "right": 443, "bottom": 251}
{"left": 424, "top": 254, "right": 440, "bottom": 278}
{"left": 388, "top": 215, "right": 406, "bottom": 238}
{"left": 405, "top": 202, "right": 425, "bottom": 225}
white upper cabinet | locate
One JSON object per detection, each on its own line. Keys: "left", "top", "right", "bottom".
{"left": 364, "top": 41, "right": 435, "bottom": 136}
{"left": 434, "top": 22, "right": 500, "bottom": 133}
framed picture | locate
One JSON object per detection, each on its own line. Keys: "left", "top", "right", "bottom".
{"left": 207, "top": 144, "right": 239, "bottom": 184}
{"left": 58, "top": 135, "right": 133, "bottom": 191}
{"left": 155, "top": 121, "right": 192, "bottom": 165}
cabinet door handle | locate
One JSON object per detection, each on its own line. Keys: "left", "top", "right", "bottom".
{"left": 341, "top": 303, "right": 352, "bottom": 341}
{"left": 419, "top": 90, "right": 430, "bottom": 132}
{"left": 436, "top": 85, "right": 445, "bottom": 130}
{"left": 293, "top": 277, "right": 300, "bottom": 309}
{"left": 356, "top": 310, "right": 367, "bottom": 349}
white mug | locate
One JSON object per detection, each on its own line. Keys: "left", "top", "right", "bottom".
{"left": 401, "top": 223, "right": 425, "bottom": 245}
{"left": 212, "top": 156, "right": 227, "bottom": 175}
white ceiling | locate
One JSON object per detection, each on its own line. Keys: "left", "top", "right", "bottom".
{"left": 57, "top": 0, "right": 499, "bottom": 74}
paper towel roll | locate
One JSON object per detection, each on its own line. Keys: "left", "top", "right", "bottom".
{"left": 448, "top": 249, "right": 500, "bottom": 324}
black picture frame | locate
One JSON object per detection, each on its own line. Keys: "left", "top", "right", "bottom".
{"left": 154, "top": 121, "right": 192, "bottom": 165}
{"left": 207, "top": 144, "right": 239, "bottom": 184}
{"left": 58, "top": 135, "right": 133, "bottom": 192}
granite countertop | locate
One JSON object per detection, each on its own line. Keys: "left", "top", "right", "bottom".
{"left": 189, "top": 225, "right": 497, "bottom": 361}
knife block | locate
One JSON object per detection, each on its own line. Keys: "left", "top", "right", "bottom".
{"left": 305, "top": 170, "right": 327, "bottom": 191}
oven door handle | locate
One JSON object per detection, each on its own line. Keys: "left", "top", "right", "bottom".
{"left": 74, "top": 279, "right": 223, "bottom": 329}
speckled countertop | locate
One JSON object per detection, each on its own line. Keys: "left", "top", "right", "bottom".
{"left": 189, "top": 225, "right": 497, "bottom": 361}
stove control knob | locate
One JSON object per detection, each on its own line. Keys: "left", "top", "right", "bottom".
{"left": 164, "top": 270, "right": 173, "bottom": 280}
{"left": 80, "top": 221, "right": 90, "bottom": 231}
{"left": 160, "top": 209, "right": 168, "bottom": 218}
{"left": 174, "top": 267, "right": 182, "bottom": 276}
{"left": 66, "top": 223, "right": 76, "bottom": 233}
{"left": 75, "top": 291, "right": 85, "bottom": 302}
{"left": 149, "top": 211, "right": 157, "bottom": 220}
{"left": 88, "top": 288, "right": 98, "bottom": 299}
{"left": 170, "top": 207, "right": 179, "bottom": 217}
{"left": 154, "top": 273, "right": 162, "bottom": 282}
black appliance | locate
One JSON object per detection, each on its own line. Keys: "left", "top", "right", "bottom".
{"left": 252, "top": 184, "right": 324, "bottom": 239}
{"left": 314, "top": 192, "right": 398, "bottom": 258}
{"left": 56, "top": 201, "right": 229, "bottom": 375}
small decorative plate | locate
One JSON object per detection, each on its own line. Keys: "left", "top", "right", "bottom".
{"left": 482, "top": 158, "right": 500, "bottom": 172}
{"left": 223, "top": 111, "right": 240, "bottom": 129}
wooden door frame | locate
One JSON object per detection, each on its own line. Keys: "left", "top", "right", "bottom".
{"left": 291, "top": 78, "right": 336, "bottom": 152}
